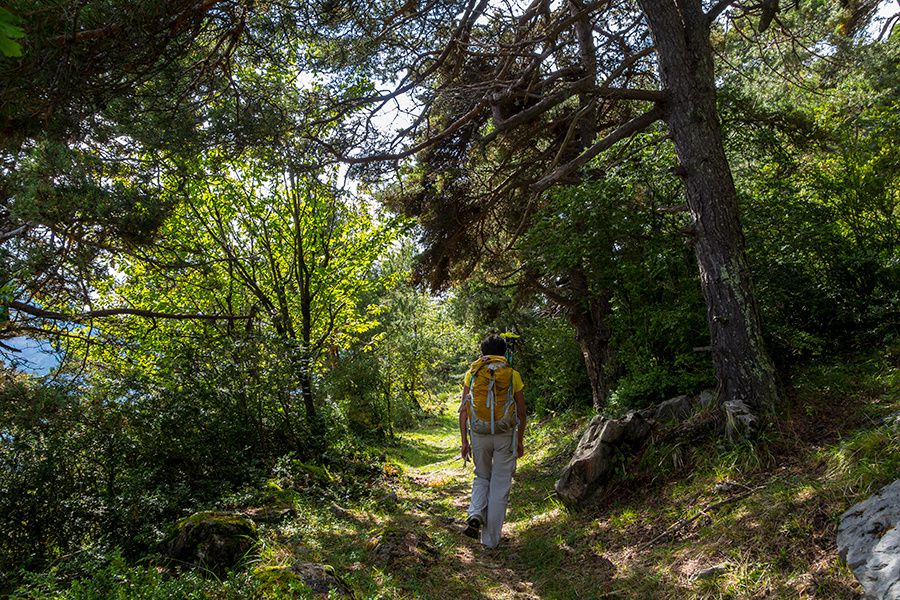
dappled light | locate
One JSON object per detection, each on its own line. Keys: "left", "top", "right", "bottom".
{"left": 1, "top": 0, "right": 898, "bottom": 598}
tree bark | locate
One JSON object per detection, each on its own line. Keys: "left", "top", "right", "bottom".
{"left": 637, "top": 0, "right": 781, "bottom": 423}
{"left": 559, "top": 269, "right": 613, "bottom": 412}
{"left": 569, "top": 295, "right": 612, "bottom": 412}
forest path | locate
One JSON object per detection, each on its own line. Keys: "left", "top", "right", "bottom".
{"left": 385, "top": 399, "right": 586, "bottom": 599}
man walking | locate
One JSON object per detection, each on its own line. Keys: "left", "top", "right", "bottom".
{"left": 459, "top": 334, "right": 526, "bottom": 548}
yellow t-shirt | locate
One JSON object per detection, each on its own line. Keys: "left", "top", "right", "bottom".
{"left": 461, "top": 355, "right": 524, "bottom": 393}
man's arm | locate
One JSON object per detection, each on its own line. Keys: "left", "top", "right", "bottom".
{"left": 459, "top": 386, "right": 470, "bottom": 461}
{"left": 514, "top": 390, "right": 526, "bottom": 458}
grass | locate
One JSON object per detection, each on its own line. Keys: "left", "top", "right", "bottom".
{"left": 12, "top": 348, "right": 898, "bottom": 599}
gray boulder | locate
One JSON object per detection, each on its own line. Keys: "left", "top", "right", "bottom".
{"left": 654, "top": 395, "right": 693, "bottom": 422}
{"left": 837, "top": 479, "right": 900, "bottom": 599}
{"left": 723, "top": 398, "right": 758, "bottom": 438}
{"left": 555, "top": 412, "right": 652, "bottom": 506}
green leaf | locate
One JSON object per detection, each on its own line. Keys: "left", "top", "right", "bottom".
{"left": 0, "top": 7, "right": 25, "bottom": 58}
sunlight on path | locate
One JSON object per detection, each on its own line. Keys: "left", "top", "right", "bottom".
{"left": 388, "top": 399, "right": 548, "bottom": 600}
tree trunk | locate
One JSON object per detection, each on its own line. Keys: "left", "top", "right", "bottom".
{"left": 299, "top": 364, "right": 315, "bottom": 422}
{"left": 566, "top": 270, "right": 612, "bottom": 412}
{"left": 637, "top": 0, "right": 781, "bottom": 428}
{"left": 570, "top": 297, "right": 612, "bottom": 412}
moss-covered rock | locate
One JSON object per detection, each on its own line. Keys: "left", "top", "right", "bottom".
{"left": 370, "top": 527, "right": 438, "bottom": 568}
{"left": 158, "top": 511, "right": 257, "bottom": 573}
{"left": 254, "top": 562, "right": 353, "bottom": 598}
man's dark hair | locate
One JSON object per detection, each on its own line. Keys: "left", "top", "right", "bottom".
{"left": 480, "top": 334, "right": 507, "bottom": 356}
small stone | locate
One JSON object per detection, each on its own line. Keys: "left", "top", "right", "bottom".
{"left": 691, "top": 563, "right": 729, "bottom": 580}
{"left": 371, "top": 528, "right": 438, "bottom": 567}
{"left": 875, "top": 411, "right": 900, "bottom": 428}
{"left": 712, "top": 481, "right": 740, "bottom": 494}
{"left": 329, "top": 503, "right": 352, "bottom": 519}
{"left": 289, "top": 562, "right": 353, "bottom": 597}
{"left": 723, "top": 399, "right": 758, "bottom": 438}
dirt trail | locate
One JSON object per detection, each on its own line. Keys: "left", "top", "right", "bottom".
{"left": 391, "top": 413, "right": 548, "bottom": 599}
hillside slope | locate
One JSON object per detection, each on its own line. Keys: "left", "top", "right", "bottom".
{"left": 11, "top": 350, "right": 898, "bottom": 599}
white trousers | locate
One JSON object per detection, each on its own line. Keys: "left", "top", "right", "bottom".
{"left": 467, "top": 431, "right": 516, "bottom": 548}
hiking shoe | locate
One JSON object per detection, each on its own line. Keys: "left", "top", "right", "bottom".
{"left": 463, "top": 516, "right": 482, "bottom": 539}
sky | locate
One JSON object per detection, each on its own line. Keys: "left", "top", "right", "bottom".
{"left": 2, "top": 336, "right": 61, "bottom": 376}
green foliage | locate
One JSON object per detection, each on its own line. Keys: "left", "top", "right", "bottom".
{"left": 10, "top": 549, "right": 257, "bottom": 599}
{"left": 520, "top": 317, "right": 592, "bottom": 413}
{"left": 721, "top": 15, "right": 900, "bottom": 363}
{"left": 0, "top": 7, "right": 25, "bottom": 58}
{"left": 515, "top": 145, "right": 714, "bottom": 412}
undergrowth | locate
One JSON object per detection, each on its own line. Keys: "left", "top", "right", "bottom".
{"left": 9, "top": 348, "right": 898, "bottom": 599}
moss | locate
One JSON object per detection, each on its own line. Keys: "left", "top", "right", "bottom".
{"left": 290, "top": 460, "right": 332, "bottom": 482}
{"left": 252, "top": 563, "right": 351, "bottom": 598}
{"left": 160, "top": 511, "right": 258, "bottom": 574}
{"left": 173, "top": 511, "right": 256, "bottom": 532}
{"left": 252, "top": 565, "right": 311, "bottom": 593}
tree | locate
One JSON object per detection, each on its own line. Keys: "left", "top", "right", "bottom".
{"left": 86, "top": 149, "right": 402, "bottom": 433}
{"left": 0, "top": 1, "right": 358, "bottom": 353}
{"left": 299, "top": 0, "right": 861, "bottom": 427}
{"left": 716, "top": 14, "right": 899, "bottom": 360}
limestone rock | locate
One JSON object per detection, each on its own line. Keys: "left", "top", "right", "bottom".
{"left": 158, "top": 511, "right": 257, "bottom": 573}
{"left": 654, "top": 395, "right": 693, "bottom": 422}
{"left": 555, "top": 412, "right": 652, "bottom": 506}
{"left": 690, "top": 563, "right": 729, "bottom": 580}
{"left": 377, "top": 491, "right": 399, "bottom": 505}
{"left": 723, "top": 398, "right": 758, "bottom": 438}
{"left": 875, "top": 411, "right": 900, "bottom": 428}
{"left": 837, "top": 479, "right": 900, "bottom": 600}
{"left": 289, "top": 562, "right": 353, "bottom": 597}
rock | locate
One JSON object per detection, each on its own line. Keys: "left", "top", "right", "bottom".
{"left": 786, "top": 573, "right": 816, "bottom": 595}
{"left": 598, "top": 418, "right": 627, "bottom": 444}
{"left": 371, "top": 528, "right": 438, "bottom": 567}
{"left": 691, "top": 563, "right": 729, "bottom": 580}
{"left": 255, "top": 562, "right": 353, "bottom": 598}
{"left": 555, "top": 412, "right": 652, "bottom": 506}
{"left": 158, "top": 511, "right": 257, "bottom": 573}
{"left": 654, "top": 395, "right": 693, "bottom": 423}
{"left": 723, "top": 398, "right": 758, "bottom": 438}
{"left": 329, "top": 502, "right": 353, "bottom": 519}
{"left": 837, "top": 479, "right": 900, "bottom": 600}
{"left": 712, "top": 481, "right": 740, "bottom": 494}
{"left": 291, "top": 562, "right": 353, "bottom": 597}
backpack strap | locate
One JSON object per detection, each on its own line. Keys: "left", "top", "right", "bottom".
{"left": 467, "top": 364, "right": 486, "bottom": 439}
{"left": 488, "top": 370, "right": 496, "bottom": 435}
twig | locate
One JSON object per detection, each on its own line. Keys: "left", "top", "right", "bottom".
{"left": 638, "top": 484, "right": 765, "bottom": 549}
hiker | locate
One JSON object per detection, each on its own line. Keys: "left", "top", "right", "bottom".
{"left": 459, "top": 334, "right": 526, "bottom": 548}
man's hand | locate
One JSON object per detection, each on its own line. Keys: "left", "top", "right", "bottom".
{"left": 461, "top": 440, "right": 471, "bottom": 462}
{"left": 516, "top": 441, "right": 525, "bottom": 458}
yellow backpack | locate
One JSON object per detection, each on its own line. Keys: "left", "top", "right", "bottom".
{"left": 466, "top": 358, "right": 517, "bottom": 435}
